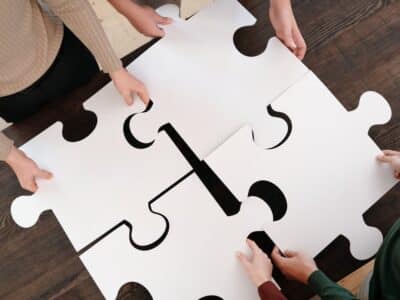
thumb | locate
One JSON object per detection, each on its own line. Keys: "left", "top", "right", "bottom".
{"left": 36, "top": 169, "right": 53, "bottom": 180}
{"left": 237, "top": 252, "right": 252, "bottom": 271}
{"left": 271, "top": 246, "right": 285, "bottom": 265}
{"left": 283, "top": 249, "right": 298, "bottom": 257}
{"left": 122, "top": 92, "right": 134, "bottom": 106}
{"left": 137, "top": 87, "right": 150, "bottom": 105}
{"left": 281, "top": 32, "right": 296, "bottom": 51}
{"left": 382, "top": 150, "right": 400, "bottom": 156}
{"left": 157, "top": 15, "right": 173, "bottom": 25}
{"left": 377, "top": 154, "right": 395, "bottom": 164}
{"left": 152, "top": 26, "right": 165, "bottom": 38}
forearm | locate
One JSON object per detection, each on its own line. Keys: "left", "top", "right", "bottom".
{"left": 108, "top": 0, "right": 138, "bottom": 17}
{"left": 45, "top": 0, "right": 122, "bottom": 73}
{"left": 308, "top": 271, "right": 357, "bottom": 300}
{"left": 0, "top": 132, "right": 13, "bottom": 161}
{"left": 258, "top": 281, "right": 287, "bottom": 300}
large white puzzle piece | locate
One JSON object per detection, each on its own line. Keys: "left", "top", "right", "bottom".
{"left": 127, "top": 0, "right": 309, "bottom": 156}
{"left": 11, "top": 1, "right": 308, "bottom": 251}
{"left": 206, "top": 72, "right": 398, "bottom": 260}
{"left": 80, "top": 174, "right": 273, "bottom": 300}
{"left": 10, "top": 0, "right": 397, "bottom": 299}
{"left": 11, "top": 81, "right": 193, "bottom": 251}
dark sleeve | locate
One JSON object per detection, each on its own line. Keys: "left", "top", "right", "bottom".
{"left": 308, "top": 270, "right": 357, "bottom": 300}
{"left": 258, "top": 281, "right": 287, "bottom": 300}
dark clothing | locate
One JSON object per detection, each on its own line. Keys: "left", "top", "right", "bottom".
{"left": 0, "top": 27, "right": 99, "bottom": 122}
{"left": 258, "top": 281, "right": 287, "bottom": 300}
{"left": 259, "top": 219, "right": 400, "bottom": 300}
{"left": 308, "top": 270, "right": 357, "bottom": 300}
{"left": 369, "top": 219, "right": 400, "bottom": 300}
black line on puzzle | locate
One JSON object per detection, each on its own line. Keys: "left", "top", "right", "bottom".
{"left": 78, "top": 170, "right": 195, "bottom": 255}
{"left": 123, "top": 101, "right": 242, "bottom": 216}
{"left": 158, "top": 123, "right": 243, "bottom": 216}
{"left": 248, "top": 181, "right": 287, "bottom": 221}
{"left": 266, "top": 104, "right": 293, "bottom": 149}
{"left": 250, "top": 104, "right": 293, "bottom": 150}
{"left": 123, "top": 100, "right": 155, "bottom": 149}
{"left": 81, "top": 101, "right": 289, "bottom": 254}
{"left": 124, "top": 102, "right": 288, "bottom": 219}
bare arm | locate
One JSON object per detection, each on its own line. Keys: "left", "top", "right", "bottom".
{"left": 269, "top": 0, "right": 306, "bottom": 59}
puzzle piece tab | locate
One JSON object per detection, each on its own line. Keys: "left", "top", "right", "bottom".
{"left": 11, "top": 81, "right": 193, "bottom": 251}
{"left": 80, "top": 174, "right": 275, "bottom": 300}
{"left": 206, "top": 72, "right": 397, "bottom": 260}
{"left": 127, "top": 0, "right": 309, "bottom": 157}
{"left": 11, "top": 0, "right": 309, "bottom": 252}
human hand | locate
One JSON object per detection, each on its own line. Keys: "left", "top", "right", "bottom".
{"left": 237, "top": 239, "right": 273, "bottom": 287}
{"left": 110, "top": 68, "right": 149, "bottom": 105}
{"left": 271, "top": 246, "right": 317, "bottom": 284}
{"left": 377, "top": 150, "right": 400, "bottom": 179}
{"left": 125, "top": 4, "right": 172, "bottom": 38}
{"left": 5, "top": 146, "right": 53, "bottom": 192}
{"left": 269, "top": 0, "right": 306, "bottom": 60}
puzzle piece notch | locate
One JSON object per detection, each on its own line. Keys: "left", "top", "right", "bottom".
{"left": 11, "top": 0, "right": 300, "bottom": 254}
{"left": 80, "top": 174, "right": 277, "bottom": 300}
{"left": 205, "top": 72, "right": 397, "bottom": 261}
{"left": 11, "top": 79, "right": 194, "bottom": 251}
{"left": 233, "top": 0, "right": 273, "bottom": 57}
{"left": 121, "top": 0, "right": 309, "bottom": 159}
{"left": 128, "top": 37, "right": 307, "bottom": 156}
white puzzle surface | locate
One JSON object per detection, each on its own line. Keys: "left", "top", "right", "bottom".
{"left": 206, "top": 72, "right": 397, "bottom": 260}
{"left": 9, "top": 0, "right": 398, "bottom": 298}
{"left": 11, "top": 1, "right": 308, "bottom": 251}
{"left": 80, "top": 174, "right": 273, "bottom": 300}
{"left": 127, "top": 0, "right": 309, "bottom": 156}
{"left": 11, "top": 82, "right": 192, "bottom": 250}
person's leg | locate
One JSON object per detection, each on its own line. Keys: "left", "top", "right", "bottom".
{"left": 0, "top": 27, "right": 99, "bottom": 123}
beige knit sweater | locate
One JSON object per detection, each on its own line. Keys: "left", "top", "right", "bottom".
{"left": 0, "top": 0, "right": 123, "bottom": 160}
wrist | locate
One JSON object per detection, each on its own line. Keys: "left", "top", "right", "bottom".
{"left": 5, "top": 146, "right": 18, "bottom": 165}
{"left": 255, "top": 275, "right": 272, "bottom": 287}
{"left": 303, "top": 267, "right": 318, "bottom": 284}
{"left": 110, "top": 67, "right": 125, "bottom": 78}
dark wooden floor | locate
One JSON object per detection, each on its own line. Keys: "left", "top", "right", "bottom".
{"left": 1, "top": 0, "right": 399, "bottom": 299}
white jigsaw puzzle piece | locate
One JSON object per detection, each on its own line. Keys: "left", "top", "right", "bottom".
{"left": 11, "top": 80, "right": 193, "bottom": 251}
{"left": 127, "top": 0, "right": 309, "bottom": 157}
{"left": 206, "top": 72, "right": 397, "bottom": 260}
{"left": 11, "top": 0, "right": 309, "bottom": 252}
{"left": 80, "top": 174, "right": 274, "bottom": 300}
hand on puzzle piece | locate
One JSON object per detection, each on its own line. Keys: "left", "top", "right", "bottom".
{"left": 269, "top": 0, "right": 306, "bottom": 60}
{"left": 126, "top": 0, "right": 309, "bottom": 159}
{"left": 271, "top": 246, "right": 317, "bottom": 284}
{"left": 237, "top": 239, "right": 273, "bottom": 287}
{"left": 110, "top": 0, "right": 173, "bottom": 38}
{"left": 110, "top": 68, "right": 150, "bottom": 106}
{"left": 6, "top": 146, "right": 53, "bottom": 192}
{"left": 206, "top": 72, "right": 397, "bottom": 261}
{"left": 80, "top": 174, "right": 277, "bottom": 300}
{"left": 108, "top": 3, "right": 178, "bottom": 106}
{"left": 11, "top": 80, "right": 193, "bottom": 252}
{"left": 377, "top": 150, "right": 400, "bottom": 179}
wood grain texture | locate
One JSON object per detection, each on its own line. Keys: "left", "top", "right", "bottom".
{"left": 1, "top": 1, "right": 399, "bottom": 299}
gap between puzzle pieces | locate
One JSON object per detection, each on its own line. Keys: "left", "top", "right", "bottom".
{"left": 10, "top": 0, "right": 306, "bottom": 253}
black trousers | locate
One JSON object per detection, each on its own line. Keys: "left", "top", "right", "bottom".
{"left": 0, "top": 27, "right": 99, "bottom": 123}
